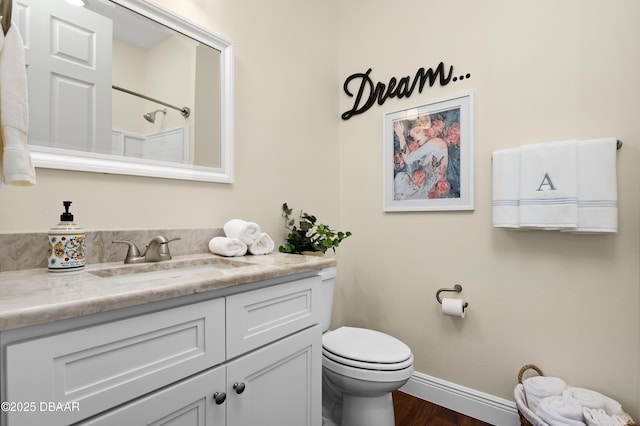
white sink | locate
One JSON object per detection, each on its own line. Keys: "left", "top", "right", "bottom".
{"left": 89, "top": 256, "right": 250, "bottom": 284}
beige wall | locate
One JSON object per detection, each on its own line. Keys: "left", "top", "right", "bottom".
{"left": 1, "top": 0, "right": 639, "bottom": 418}
{"left": 112, "top": 38, "right": 147, "bottom": 134}
{"left": 337, "top": 0, "right": 640, "bottom": 417}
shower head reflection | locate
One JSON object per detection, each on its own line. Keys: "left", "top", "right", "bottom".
{"left": 143, "top": 108, "right": 167, "bottom": 123}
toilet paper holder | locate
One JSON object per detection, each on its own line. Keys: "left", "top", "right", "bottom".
{"left": 436, "top": 284, "right": 469, "bottom": 308}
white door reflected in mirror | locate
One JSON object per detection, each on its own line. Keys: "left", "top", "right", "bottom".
{"left": 16, "top": 0, "right": 234, "bottom": 183}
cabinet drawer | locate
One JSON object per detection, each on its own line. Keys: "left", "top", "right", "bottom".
{"left": 5, "top": 298, "right": 225, "bottom": 426}
{"left": 79, "top": 365, "right": 226, "bottom": 426}
{"left": 226, "top": 276, "right": 320, "bottom": 359}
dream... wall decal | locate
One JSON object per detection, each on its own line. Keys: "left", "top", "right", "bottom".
{"left": 341, "top": 62, "right": 471, "bottom": 120}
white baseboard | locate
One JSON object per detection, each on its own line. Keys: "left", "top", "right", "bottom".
{"left": 399, "top": 371, "right": 520, "bottom": 426}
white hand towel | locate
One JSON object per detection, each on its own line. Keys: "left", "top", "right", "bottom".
{"left": 492, "top": 148, "right": 521, "bottom": 228}
{"left": 523, "top": 375, "right": 568, "bottom": 413}
{"left": 583, "top": 408, "right": 630, "bottom": 426}
{"left": 248, "top": 232, "right": 274, "bottom": 255}
{"left": 519, "top": 140, "right": 578, "bottom": 229}
{"left": 567, "top": 138, "right": 618, "bottom": 233}
{"left": 536, "top": 395, "right": 585, "bottom": 426}
{"left": 223, "top": 219, "right": 261, "bottom": 245}
{"left": 208, "top": 237, "right": 247, "bottom": 257}
{"left": 563, "top": 388, "right": 621, "bottom": 416}
{"left": 0, "top": 24, "right": 36, "bottom": 187}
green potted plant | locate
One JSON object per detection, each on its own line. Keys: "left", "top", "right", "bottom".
{"left": 278, "top": 203, "right": 352, "bottom": 255}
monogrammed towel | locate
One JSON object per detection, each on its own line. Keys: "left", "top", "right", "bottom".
{"left": 518, "top": 140, "right": 578, "bottom": 229}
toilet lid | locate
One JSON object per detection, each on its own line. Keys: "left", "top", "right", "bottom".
{"left": 322, "top": 326, "right": 412, "bottom": 364}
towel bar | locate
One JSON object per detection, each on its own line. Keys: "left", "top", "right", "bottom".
{"left": 435, "top": 284, "right": 469, "bottom": 308}
{"left": 491, "top": 139, "right": 623, "bottom": 160}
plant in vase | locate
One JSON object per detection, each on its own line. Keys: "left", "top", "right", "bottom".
{"left": 278, "top": 203, "right": 352, "bottom": 255}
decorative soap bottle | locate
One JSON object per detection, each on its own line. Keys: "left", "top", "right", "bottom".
{"left": 48, "top": 201, "right": 85, "bottom": 272}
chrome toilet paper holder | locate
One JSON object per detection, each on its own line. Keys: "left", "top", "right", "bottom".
{"left": 436, "top": 284, "right": 469, "bottom": 308}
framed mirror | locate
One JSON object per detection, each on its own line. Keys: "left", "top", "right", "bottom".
{"left": 15, "top": 0, "right": 234, "bottom": 183}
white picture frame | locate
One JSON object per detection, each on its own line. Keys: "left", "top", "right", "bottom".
{"left": 383, "top": 92, "right": 474, "bottom": 211}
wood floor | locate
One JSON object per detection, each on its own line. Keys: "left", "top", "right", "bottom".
{"left": 393, "top": 391, "right": 493, "bottom": 426}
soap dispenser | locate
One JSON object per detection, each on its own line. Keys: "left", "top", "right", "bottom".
{"left": 48, "top": 201, "right": 85, "bottom": 272}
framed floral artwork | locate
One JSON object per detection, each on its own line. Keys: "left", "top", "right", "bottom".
{"left": 383, "top": 92, "right": 474, "bottom": 211}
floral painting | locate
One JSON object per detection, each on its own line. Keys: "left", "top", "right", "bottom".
{"left": 384, "top": 93, "right": 474, "bottom": 211}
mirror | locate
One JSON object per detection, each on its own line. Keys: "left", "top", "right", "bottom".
{"left": 16, "top": 0, "right": 234, "bottom": 183}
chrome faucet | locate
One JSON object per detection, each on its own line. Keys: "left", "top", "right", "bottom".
{"left": 112, "top": 236, "right": 180, "bottom": 264}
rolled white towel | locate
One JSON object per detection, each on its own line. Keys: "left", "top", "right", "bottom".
{"left": 248, "top": 232, "right": 274, "bottom": 255}
{"left": 564, "top": 388, "right": 622, "bottom": 416}
{"left": 523, "top": 375, "right": 568, "bottom": 413}
{"left": 583, "top": 408, "right": 630, "bottom": 426}
{"left": 208, "top": 237, "right": 247, "bottom": 257}
{"left": 223, "top": 219, "right": 261, "bottom": 245}
{"left": 536, "top": 395, "right": 585, "bottom": 426}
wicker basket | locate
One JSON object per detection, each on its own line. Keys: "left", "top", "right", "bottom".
{"left": 514, "top": 364, "right": 638, "bottom": 426}
{"left": 514, "top": 364, "right": 548, "bottom": 426}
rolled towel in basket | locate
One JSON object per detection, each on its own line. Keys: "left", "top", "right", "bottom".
{"left": 208, "top": 237, "right": 247, "bottom": 257}
{"left": 248, "top": 232, "right": 274, "bottom": 255}
{"left": 536, "top": 395, "right": 585, "bottom": 426}
{"left": 224, "top": 219, "right": 262, "bottom": 245}
{"left": 583, "top": 408, "right": 632, "bottom": 426}
{"left": 523, "top": 375, "right": 568, "bottom": 413}
{"left": 563, "top": 388, "right": 622, "bottom": 416}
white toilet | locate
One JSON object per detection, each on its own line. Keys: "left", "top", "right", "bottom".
{"left": 319, "top": 267, "right": 414, "bottom": 426}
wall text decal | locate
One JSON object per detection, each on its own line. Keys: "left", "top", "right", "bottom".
{"left": 341, "top": 62, "right": 470, "bottom": 120}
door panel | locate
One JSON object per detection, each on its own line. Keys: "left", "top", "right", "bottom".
{"left": 16, "top": 0, "right": 112, "bottom": 153}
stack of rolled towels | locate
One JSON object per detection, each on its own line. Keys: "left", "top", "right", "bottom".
{"left": 208, "top": 219, "right": 275, "bottom": 257}
{"left": 523, "top": 375, "right": 635, "bottom": 426}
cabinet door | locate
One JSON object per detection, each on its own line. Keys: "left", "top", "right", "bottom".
{"left": 80, "top": 365, "right": 226, "bottom": 426}
{"left": 226, "top": 325, "right": 321, "bottom": 426}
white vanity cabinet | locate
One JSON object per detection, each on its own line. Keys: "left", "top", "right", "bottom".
{"left": 1, "top": 274, "right": 322, "bottom": 426}
{"left": 81, "top": 326, "right": 319, "bottom": 426}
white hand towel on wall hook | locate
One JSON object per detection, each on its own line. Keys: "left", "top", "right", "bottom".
{"left": 0, "top": 22, "right": 36, "bottom": 187}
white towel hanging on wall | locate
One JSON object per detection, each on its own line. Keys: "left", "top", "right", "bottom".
{"left": 492, "top": 138, "right": 619, "bottom": 233}
{"left": 492, "top": 148, "right": 521, "bottom": 228}
{"left": 518, "top": 139, "right": 578, "bottom": 230}
{"left": 0, "top": 21, "right": 36, "bottom": 187}
{"left": 569, "top": 138, "right": 618, "bottom": 233}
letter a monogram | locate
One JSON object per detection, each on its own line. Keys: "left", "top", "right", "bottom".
{"left": 536, "top": 173, "right": 557, "bottom": 191}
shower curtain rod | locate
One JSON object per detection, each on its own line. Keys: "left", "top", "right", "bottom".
{"left": 112, "top": 85, "right": 191, "bottom": 118}
{"left": 1, "top": 0, "right": 12, "bottom": 35}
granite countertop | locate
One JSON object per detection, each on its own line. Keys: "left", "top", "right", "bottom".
{"left": 0, "top": 252, "right": 336, "bottom": 332}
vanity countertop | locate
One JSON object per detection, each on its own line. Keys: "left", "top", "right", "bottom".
{"left": 0, "top": 253, "right": 336, "bottom": 332}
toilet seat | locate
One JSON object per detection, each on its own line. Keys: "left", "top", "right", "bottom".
{"left": 322, "top": 327, "right": 413, "bottom": 371}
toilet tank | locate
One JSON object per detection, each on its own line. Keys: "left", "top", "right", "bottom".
{"left": 318, "top": 267, "right": 336, "bottom": 332}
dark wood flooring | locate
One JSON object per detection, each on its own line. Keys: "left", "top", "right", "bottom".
{"left": 393, "top": 391, "right": 493, "bottom": 426}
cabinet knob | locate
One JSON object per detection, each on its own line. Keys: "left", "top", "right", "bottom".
{"left": 213, "top": 392, "right": 227, "bottom": 405}
{"left": 233, "top": 382, "right": 246, "bottom": 394}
